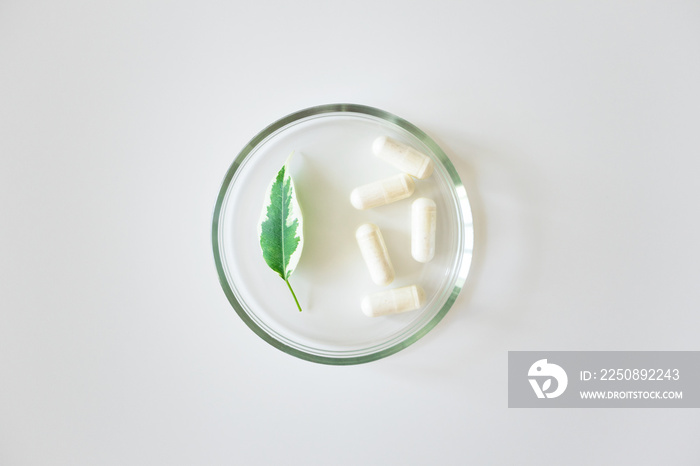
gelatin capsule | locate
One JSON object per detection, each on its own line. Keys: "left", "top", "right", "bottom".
{"left": 355, "top": 223, "right": 394, "bottom": 286}
{"left": 411, "top": 197, "right": 436, "bottom": 263}
{"left": 361, "top": 285, "right": 425, "bottom": 317}
{"left": 372, "top": 136, "right": 434, "bottom": 179}
{"left": 350, "top": 173, "right": 415, "bottom": 210}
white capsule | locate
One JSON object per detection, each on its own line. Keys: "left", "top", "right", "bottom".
{"left": 372, "top": 136, "right": 434, "bottom": 179}
{"left": 361, "top": 285, "right": 425, "bottom": 317}
{"left": 350, "top": 173, "right": 415, "bottom": 210}
{"left": 355, "top": 223, "right": 394, "bottom": 286}
{"left": 411, "top": 198, "right": 436, "bottom": 263}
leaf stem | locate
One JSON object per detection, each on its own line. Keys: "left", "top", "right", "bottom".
{"left": 285, "top": 279, "right": 303, "bottom": 312}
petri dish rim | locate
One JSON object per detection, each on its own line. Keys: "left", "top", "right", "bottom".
{"left": 212, "top": 103, "right": 473, "bottom": 365}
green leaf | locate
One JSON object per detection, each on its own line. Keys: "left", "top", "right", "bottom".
{"left": 257, "top": 155, "right": 304, "bottom": 312}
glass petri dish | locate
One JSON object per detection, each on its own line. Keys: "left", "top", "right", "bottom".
{"left": 212, "top": 104, "right": 473, "bottom": 365}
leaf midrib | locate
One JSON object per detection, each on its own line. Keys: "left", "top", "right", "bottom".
{"left": 280, "top": 169, "right": 288, "bottom": 279}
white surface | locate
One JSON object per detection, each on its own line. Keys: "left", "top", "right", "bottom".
{"left": 1, "top": 1, "right": 699, "bottom": 465}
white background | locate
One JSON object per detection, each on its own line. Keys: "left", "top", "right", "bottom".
{"left": 1, "top": 1, "right": 699, "bottom": 464}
